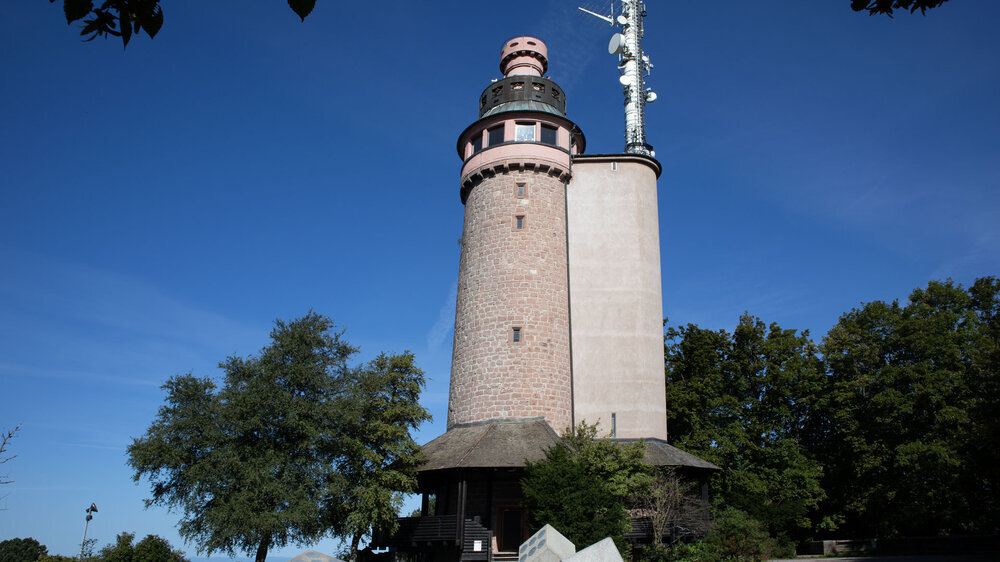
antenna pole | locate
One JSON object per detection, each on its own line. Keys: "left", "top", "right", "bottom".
{"left": 578, "top": 6, "right": 613, "bottom": 25}
{"left": 617, "top": 0, "right": 654, "bottom": 156}
{"left": 580, "top": 1, "right": 656, "bottom": 155}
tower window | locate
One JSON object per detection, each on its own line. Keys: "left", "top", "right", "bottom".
{"left": 512, "top": 327, "right": 522, "bottom": 343}
{"left": 511, "top": 82, "right": 524, "bottom": 90}
{"left": 516, "top": 182, "right": 526, "bottom": 198}
{"left": 541, "top": 124, "right": 557, "bottom": 146}
{"left": 515, "top": 123, "right": 535, "bottom": 142}
{"left": 515, "top": 215, "right": 524, "bottom": 229}
{"left": 471, "top": 135, "right": 483, "bottom": 154}
{"left": 488, "top": 125, "right": 504, "bottom": 146}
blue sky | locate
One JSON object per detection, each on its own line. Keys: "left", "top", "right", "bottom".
{"left": 1, "top": 0, "right": 998, "bottom": 559}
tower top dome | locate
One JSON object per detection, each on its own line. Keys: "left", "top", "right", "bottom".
{"left": 499, "top": 36, "right": 548, "bottom": 77}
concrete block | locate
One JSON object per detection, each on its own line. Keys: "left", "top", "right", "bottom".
{"left": 518, "top": 524, "right": 576, "bottom": 562}
{"left": 564, "top": 538, "right": 622, "bottom": 562}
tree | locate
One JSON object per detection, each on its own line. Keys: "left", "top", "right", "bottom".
{"left": 332, "top": 352, "right": 431, "bottom": 561}
{"left": 851, "top": 0, "right": 950, "bottom": 16}
{"left": 629, "top": 468, "right": 709, "bottom": 546}
{"left": 97, "top": 532, "right": 136, "bottom": 562}
{"left": 127, "top": 312, "right": 430, "bottom": 562}
{"left": 91, "top": 532, "right": 188, "bottom": 562}
{"left": 0, "top": 425, "right": 19, "bottom": 487}
{"left": 0, "top": 424, "right": 20, "bottom": 510}
{"left": 0, "top": 537, "right": 48, "bottom": 562}
{"left": 49, "top": 0, "right": 317, "bottom": 48}
{"left": 816, "top": 278, "right": 999, "bottom": 537}
{"left": 521, "top": 423, "right": 650, "bottom": 553}
{"left": 133, "top": 534, "right": 188, "bottom": 562}
{"left": 664, "top": 315, "right": 826, "bottom": 543}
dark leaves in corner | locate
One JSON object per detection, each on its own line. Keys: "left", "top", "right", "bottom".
{"left": 851, "top": 0, "right": 950, "bottom": 17}
{"left": 61, "top": 0, "right": 94, "bottom": 24}
{"left": 288, "top": 0, "right": 317, "bottom": 21}
{"left": 136, "top": 3, "right": 164, "bottom": 39}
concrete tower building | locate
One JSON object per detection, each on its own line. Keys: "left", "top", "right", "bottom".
{"left": 376, "top": 35, "right": 716, "bottom": 561}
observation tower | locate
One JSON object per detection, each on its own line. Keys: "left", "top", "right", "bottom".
{"left": 373, "top": 29, "right": 717, "bottom": 561}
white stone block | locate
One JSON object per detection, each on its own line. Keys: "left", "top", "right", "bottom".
{"left": 564, "top": 537, "right": 622, "bottom": 562}
{"left": 518, "top": 524, "right": 576, "bottom": 562}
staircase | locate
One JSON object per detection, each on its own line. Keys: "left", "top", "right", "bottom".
{"left": 493, "top": 552, "right": 518, "bottom": 562}
{"left": 460, "top": 518, "right": 493, "bottom": 561}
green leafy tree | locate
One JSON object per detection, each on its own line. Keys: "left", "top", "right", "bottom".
{"left": 133, "top": 535, "right": 188, "bottom": 562}
{"left": 521, "top": 423, "right": 650, "bottom": 552}
{"left": 97, "top": 532, "right": 135, "bottom": 562}
{"left": 817, "top": 278, "right": 999, "bottom": 537}
{"left": 0, "top": 537, "right": 47, "bottom": 562}
{"left": 333, "top": 352, "right": 432, "bottom": 561}
{"left": 88, "top": 532, "right": 188, "bottom": 562}
{"left": 664, "top": 315, "right": 825, "bottom": 542}
{"left": 127, "top": 312, "right": 430, "bottom": 562}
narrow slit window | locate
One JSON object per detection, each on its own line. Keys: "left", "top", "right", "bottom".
{"left": 515, "top": 215, "right": 524, "bottom": 229}
{"left": 512, "top": 327, "right": 522, "bottom": 343}
{"left": 516, "top": 183, "right": 526, "bottom": 197}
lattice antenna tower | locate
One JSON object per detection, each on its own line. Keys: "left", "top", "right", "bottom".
{"left": 579, "top": 1, "right": 657, "bottom": 157}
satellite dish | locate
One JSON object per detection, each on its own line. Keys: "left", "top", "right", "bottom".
{"left": 619, "top": 74, "right": 631, "bottom": 86}
{"left": 646, "top": 91, "right": 657, "bottom": 103}
{"left": 616, "top": 14, "right": 628, "bottom": 25}
{"left": 608, "top": 33, "right": 625, "bottom": 55}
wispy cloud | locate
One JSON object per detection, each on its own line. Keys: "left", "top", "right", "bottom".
{"left": 426, "top": 280, "right": 457, "bottom": 353}
{"left": 0, "top": 249, "right": 263, "bottom": 386}
{"left": 0, "top": 362, "right": 161, "bottom": 387}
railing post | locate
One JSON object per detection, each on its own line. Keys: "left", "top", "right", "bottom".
{"left": 457, "top": 477, "right": 467, "bottom": 551}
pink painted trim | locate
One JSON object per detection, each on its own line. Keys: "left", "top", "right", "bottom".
{"left": 461, "top": 143, "right": 571, "bottom": 181}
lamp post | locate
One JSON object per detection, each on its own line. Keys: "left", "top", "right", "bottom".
{"left": 80, "top": 503, "right": 98, "bottom": 559}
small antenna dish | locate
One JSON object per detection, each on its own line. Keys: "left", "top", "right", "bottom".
{"left": 646, "top": 91, "right": 657, "bottom": 103}
{"left": 608, "top": 33, "right": 625, "bottom": 55}
{"left": 617, "top": 14, "right": 628, "bottom": 25}
{"left": 619, "top": 74, "right": 630, "bottom": 86}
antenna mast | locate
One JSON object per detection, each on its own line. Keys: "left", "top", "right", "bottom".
{"left": 579, "top": 1, "right": 656, "bottom": 157}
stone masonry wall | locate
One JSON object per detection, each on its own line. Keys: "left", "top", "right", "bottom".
{"left": 448, "top": 169, "right": 573, "bottom": 433}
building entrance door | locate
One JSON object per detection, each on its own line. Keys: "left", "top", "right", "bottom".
{"left": 497, "top": 507, "right": 524, "bottom": 552}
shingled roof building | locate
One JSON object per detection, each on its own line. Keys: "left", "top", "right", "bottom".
{"left": 373, "top": 35, "right": 717, "bottom": 561}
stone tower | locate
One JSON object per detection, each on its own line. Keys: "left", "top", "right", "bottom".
{"left": 448, "top": 37, "right": 584, "bottom": 433}
{"left": 375, "top": 35, "right": 718, "bottom": 559}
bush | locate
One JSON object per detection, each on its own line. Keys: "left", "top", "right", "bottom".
{"left": 705, "top": 508, "right": 775, "bottom": 561}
